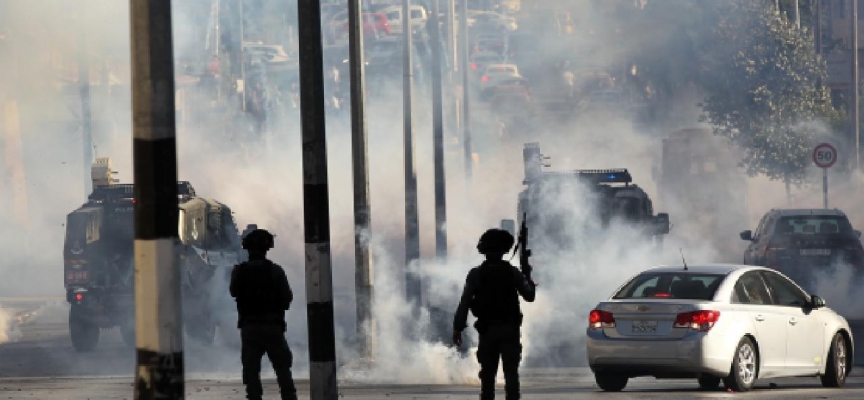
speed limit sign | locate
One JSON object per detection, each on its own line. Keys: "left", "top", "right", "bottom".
{"left": 813, "top": 143, "right": 837, "bottom": 169}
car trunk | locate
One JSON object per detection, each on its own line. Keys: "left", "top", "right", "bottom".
{"left": 594, "top": 301, "right": 707, "bottom": 340}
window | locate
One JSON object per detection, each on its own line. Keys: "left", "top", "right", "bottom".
{"left": 774, "top": 215, "right": 853, "bottom": 235}
{"left": 386, "top": 11, "right": 400, "bottom": 21}
{"left": 762, "top": 272, "right": 809, "bottom": 307}
{"left": 613, "top": 272, "right": 724, "bottom": 300}
{"left": 411, "top": 9, "right": 424, "bottom": 19}
{"left": 733, "top": 272, "right": 772, "bottom": 305}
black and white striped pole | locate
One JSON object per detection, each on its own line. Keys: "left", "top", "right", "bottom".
{"left": 129, "top": 1, "right": 184, "bottom": 399}
{"left": 298, "top": 0, "right": 339, "bottom": 398}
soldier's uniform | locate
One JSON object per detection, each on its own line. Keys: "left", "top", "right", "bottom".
{"left": 230, "top": 229, "right": 298, "bottom": 400}
{"left": 454, "top": 229, "right": 536, "bottom": 400}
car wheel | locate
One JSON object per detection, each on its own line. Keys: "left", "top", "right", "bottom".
{"left": 723, "top": 337, "right": 758, "bottom": 392}
{"left": 697, "top": 374, "right": 721, "bottom": 391}
{"left": 821, "top": 332, "right": 848, "bottom": 388}
{"left": 594, "top": 372, "right": 628, "bottom": 392}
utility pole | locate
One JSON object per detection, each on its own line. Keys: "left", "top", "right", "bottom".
{"left": 129, "top": 1, "right": 184, "bottom": 398}
{"left": 347, "top": 0, "right": 376, "bottom": 361}
{"left": 297, "top": 0, "right": 339, "bottom": 398}
{"left": 459, "top": 0, "right": 472, "bottom": 182}
{"left": 430, "top": 0, "right": 448, "bottom": 260}
{"left": 77, "top": 17, "right": 93, "bottom": 197}
{"left": 854, "top": 0, "right": 860, "bottom": 170}
{"left": 239, "top": 0, "right": 247, "bottom": 111}
{"left": 402, "top": 0, "right": 422, "bottom": 310}
{"left": 816, "top": 0, "right": 822, "bottom": 53}
{"left": 793, "top": 0, "right": 800, "bottom": 28}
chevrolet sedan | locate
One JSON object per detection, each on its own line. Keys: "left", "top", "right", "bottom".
{"left": 586, "top": 264, "right": 853, "bottom": 392}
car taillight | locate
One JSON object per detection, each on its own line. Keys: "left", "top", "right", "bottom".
{"left": 481, "top": 75, "right": 489, "bottom": 82}
{"left": 471, "top": 63, "right": 477, "bottom": 70}
{"left": 589, "top": 309, "right": 616, "bottom": 330}
{"left": 674, "top": 310, "right": 720, "bottom": 332}
{"left": 653, "top": 292, "right": 671, "bottom": 298}
{"left": 75, "top": 293, "right": 84, "bottom": 302}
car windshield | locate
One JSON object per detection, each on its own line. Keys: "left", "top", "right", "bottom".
{"left": 613, "top": 272, "right": 726, "bottom": 300}
{"left": 487, "top": 67, "right": 516, "bottom": 75}
{"left": 775, "top": 216, "right": 853, "bottom": 235}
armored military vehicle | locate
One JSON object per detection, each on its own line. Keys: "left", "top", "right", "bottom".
{"left": 505, "top": 143, "right": 670, "bottom": 254}
{"left": 63, "top": 158, "right": 244, "bottom": 351}
{"left": 656, "top": 128, "right": 748, "bottom": 258}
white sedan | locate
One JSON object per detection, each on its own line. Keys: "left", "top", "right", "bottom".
{"left": 586, "top": 264, "right": 853, "bottom": 392}
{"left": 478, "top": 64, "right": 521, "bottom": 94}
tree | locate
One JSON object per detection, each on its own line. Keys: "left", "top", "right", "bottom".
{"left": 700, "top": 0, "right": 840, "bottom": 190}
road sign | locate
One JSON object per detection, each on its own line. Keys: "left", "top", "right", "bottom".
{"left": 813, "top": 143, "right": 838, "bottom": 169}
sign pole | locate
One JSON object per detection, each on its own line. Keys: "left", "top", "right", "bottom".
{"left": 824, "top": 168, "right": 828, "bottom": 209}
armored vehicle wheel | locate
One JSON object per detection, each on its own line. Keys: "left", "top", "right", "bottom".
{"left": 69, "top": 307, "right": 100, "bottom": 352}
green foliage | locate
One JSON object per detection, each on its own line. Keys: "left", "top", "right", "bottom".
{"left": 699, "top": 0, "right": 840, "bottom": 184}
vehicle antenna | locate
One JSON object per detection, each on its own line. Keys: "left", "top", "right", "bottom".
{"left": 679, "top": 248, "right": 688, "bottom": 271}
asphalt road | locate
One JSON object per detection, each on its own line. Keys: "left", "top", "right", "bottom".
{"left": 3, "top": 298, "right": 864, "bottom": 399}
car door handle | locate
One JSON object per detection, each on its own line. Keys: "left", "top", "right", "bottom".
{"left": 789, "top": 317, "right": 797, "bottom": 325}
{"left": 755, "top": 315, "right": 765, "bottom": 321}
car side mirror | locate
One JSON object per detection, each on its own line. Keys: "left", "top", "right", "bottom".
{"left": 740, "top": 230, "right": 753, "bottom": 241}
{"left": 809, "top": 295, "right": 826, "bottom": 309}
{"left": 500, "top": 219, "right": 516, "bottom": 237}
{"left": 855, "top": 230, "right": 862, "bottom": 239}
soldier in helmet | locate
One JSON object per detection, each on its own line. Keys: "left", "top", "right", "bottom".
{"left": 453, "top": 229, "right": 537, "bottom": 400}
{"left": 229, "top": 229, "right": 298, "bottom": 400}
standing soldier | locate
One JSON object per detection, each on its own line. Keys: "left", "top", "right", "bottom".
{"left": 453, "top": 229, "right": 537, "bottom": 400}
{"left": 230, "top": 229, "right": 298, "bottom": 400}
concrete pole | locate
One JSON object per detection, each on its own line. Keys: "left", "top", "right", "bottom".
{"left": 793, "top": 0, "right": 800, "bottom": 28}
{"left": 347, "top": 0, "right": 376, "bottom": 361}
{"left": 460, "top": 0, "right": 473, "bottom": 182}
{"left": 297, "top": 0, "right": 340, "bottom": 398}
{"left": 854, "top": 0, "right": 860, "bottom": 170}
{"left": 816, "top": 0, "right": 822, "bottom": 53}
{"left": 430, "top": 0, "right": 448, "bottom": 260}
{"left": 239, "top": 0, "right": 247, "bottom": 112}
{"left": 129, "top": 1, "right": 184, "bottom": 398}
{"left": 77, "top": 20, "right": 93, "bottom": 197}
{"left": 402, "top": 0, "right": 422, "bottom": 309}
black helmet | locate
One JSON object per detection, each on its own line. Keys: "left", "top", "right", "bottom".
{"left": 242, "top": 229, "right": 274, "bottom": 251}
{"left": 476, "top": 229, "right": 515, "bottom": 255}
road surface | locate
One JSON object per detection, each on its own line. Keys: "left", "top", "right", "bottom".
{"left": 2, "top": 298, "right": 864, "bottom": 398}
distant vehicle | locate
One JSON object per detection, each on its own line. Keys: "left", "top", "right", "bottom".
{"left": 499, "top": 0, "right": 521, "bottom": 13}
{"left": 64, "top": 158, "right": 246, "bottom": 352}
{"left": 577, "top": 90, "right": 625, "bottom": 112}
{"left": 741, "top": 209, "right": 864, "bottom": 291}
{"left": 243, "top": 43, "right": 295, "bottom": 72}
{"left": 472, "top": 34, "right": 508, "bottom": 57}
{"left": 380, "top": 5, "right": 428, "bottom": 35}
{"left": 469, "top": 51, "right": 504, "bottom": 77}
{"left": 503, "top": 143, "right": 670, "bottom": 256}
{"left": 468, "top": 11, "right": 518, "bottom": 32}
{"left": 587, "top": 264, "right": 853, "bottom": 392}
{"left": 478, "top": 64, "right": 521, "bottom": 95}
{"left": 335, "top": 12, "right": 392, "bottom": 39}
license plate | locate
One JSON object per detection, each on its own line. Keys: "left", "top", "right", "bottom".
{"left": 631, "top": 320, "right": 658, "bottom": 334}
{"left": 800, "top": 249, "right": 831, "bottom": 256}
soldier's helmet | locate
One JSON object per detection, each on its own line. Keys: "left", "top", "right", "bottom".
{"left": 242, "top": 229, "right": 274, "bottom": 251}
{"left": 476, "top": 228, "right": 515, "bottom": 255}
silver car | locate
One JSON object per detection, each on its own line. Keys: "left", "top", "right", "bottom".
{"left": 586, "top": 264, "right": 853, "bottom": 392}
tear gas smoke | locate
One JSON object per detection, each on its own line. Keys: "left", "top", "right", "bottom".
{"left": 3, "top": 0, "right": 864, "bottom": 384}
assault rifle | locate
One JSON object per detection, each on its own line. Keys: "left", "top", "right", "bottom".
{"left": 515, "top": 212, "right": 533, "bottom": 282}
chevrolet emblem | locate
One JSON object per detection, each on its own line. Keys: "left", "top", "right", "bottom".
{"left": 637, "top": 306, "right": 650, "bottom": 312}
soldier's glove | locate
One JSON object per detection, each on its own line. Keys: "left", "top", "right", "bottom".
{"left": 521, "top": 263, "right": 533, "bottom": 281}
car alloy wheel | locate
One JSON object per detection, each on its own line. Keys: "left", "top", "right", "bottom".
{"left": 737, "top": 342, "right": 757, "bottom": 386}
{"left": 836, "top": 336, "right": 847, "bottom": 380}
